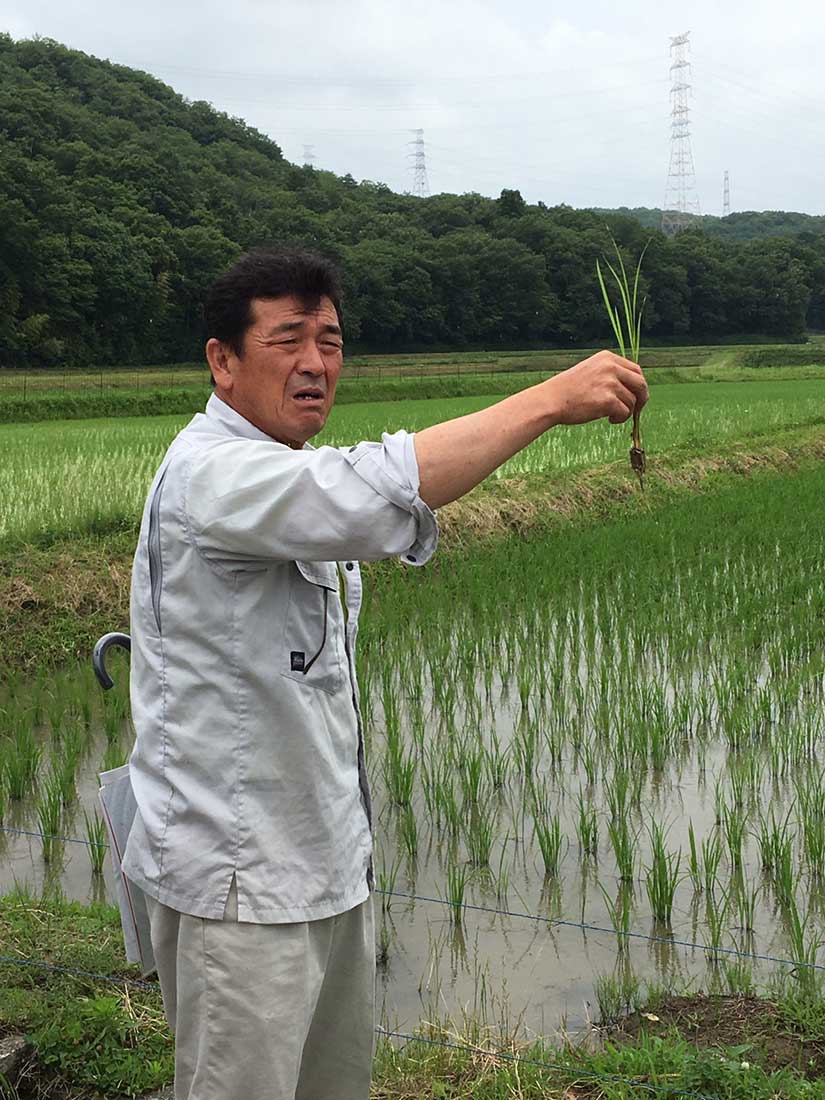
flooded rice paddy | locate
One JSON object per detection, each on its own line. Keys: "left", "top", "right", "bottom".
{"left": 2, "top": 461, "right": 825, "bottom": 1038}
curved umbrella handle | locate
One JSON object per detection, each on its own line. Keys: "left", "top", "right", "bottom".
{"left": 93, "top": 632, "right": 132, "bottom": 691}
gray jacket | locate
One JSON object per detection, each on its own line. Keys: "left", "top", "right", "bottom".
{"left": 122, "top": 394, "right": 437, "bottom": 922}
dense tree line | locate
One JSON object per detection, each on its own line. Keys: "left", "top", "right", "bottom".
{"left": 2, "top": 35, "right": 825, "bottom": 369}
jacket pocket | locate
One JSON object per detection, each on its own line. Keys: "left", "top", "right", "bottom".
{"left": 282, "top": 561, "right": 343, "bottom": 694}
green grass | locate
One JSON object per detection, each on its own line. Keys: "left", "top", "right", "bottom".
{"left": 0, "top": 889, "right": 172, "bottom": 1098}
{"left": 4, "top": 377, "right": 825, "bottom": 546}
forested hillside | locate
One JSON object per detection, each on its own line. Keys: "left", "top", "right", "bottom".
{"left": 2, "top": 34, "right": 825, "bottom": 368}
{"left": 600, "top": 207, "right": 825, "bottom": 240}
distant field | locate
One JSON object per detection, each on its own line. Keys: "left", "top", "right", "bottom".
{"left": 3, "top": 377, "right": 825, "bottom": 547}
{"left": 2, "top": 339, "right": 823, "bottom": 401}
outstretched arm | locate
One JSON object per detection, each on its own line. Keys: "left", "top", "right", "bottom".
{"left": 414, "top": 351, "right": 648, "bottom": 510}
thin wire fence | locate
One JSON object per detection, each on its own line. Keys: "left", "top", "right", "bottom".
{"left": 0, "top": 347, "right": 712, "bottom": 400}
{"left": 2, "top": 821, "right": 822, "bottom": 975}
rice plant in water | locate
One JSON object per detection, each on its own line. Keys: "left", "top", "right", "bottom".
{"left": 575, "top": 788, "right": 599, "bottom": 858}
{"left": 5, "top": 723, "right": 41, "bottom": 800}
{"left": 36, "top": 776, "right": 63, "bottom": 864}
{"left": 445, "top": 863, "right": 471, "bottom": 927}
{"left": 645, "top": 820, "right": 681, "bottom": 926}
{"left": 83, "top": 809, "right": 108, "bottom": 874}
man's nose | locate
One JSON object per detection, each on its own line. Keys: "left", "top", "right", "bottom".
{"left": 297, "top": 342, "right": 326, "bottom": 374}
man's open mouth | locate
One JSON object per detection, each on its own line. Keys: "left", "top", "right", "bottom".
{"left": 293, "top": 389, "right": 325, "bottom": 402}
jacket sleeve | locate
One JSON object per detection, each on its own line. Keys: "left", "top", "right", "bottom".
{"left": 183, "top": 429, "right": 438, "bottom": 567}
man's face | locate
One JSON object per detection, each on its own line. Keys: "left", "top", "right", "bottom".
{"left": 207, "top": 295, "right": 343, "bottom": 448}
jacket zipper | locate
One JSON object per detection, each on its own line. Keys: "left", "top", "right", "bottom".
{"left": 301, "top": 588, "right": 329, "bottom": 675}
{"left": 147, "top": 469, "right": 168, "bottom": 633}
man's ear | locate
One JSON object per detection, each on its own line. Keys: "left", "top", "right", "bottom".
{"left": 206, "top": 339, "right": 234, "bottom": 391}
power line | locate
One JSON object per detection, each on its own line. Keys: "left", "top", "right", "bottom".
{"left": 122, "top": 50, "right": 666, "bottom": 89}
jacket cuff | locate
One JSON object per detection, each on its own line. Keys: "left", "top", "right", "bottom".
{"left": 344, "top": 431, "right": 438, "bottom": 566}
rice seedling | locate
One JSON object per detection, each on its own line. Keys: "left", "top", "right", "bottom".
{"left": 732, "top": 871, "right": 759, "bottom": 948}
{"left": 484, "top": 735, "right": 509, "bottom": 793}
{"left": 701, "top": 832, "right": 724, "bottom": 898}
{"left": 607, "top": 818, "right": 637, "bottom": 884}
{"left": 5, "top": 723, "right": 41, "bottom": 800}
{"left": 83, "top": 808, "right": 108, "bottom": 874}
{"left": 645, "top": 821, "right": 682, "bottom": 926}
{"left": 101, "top": 740, "right": 129, "bottom": 773}
{"left": 494, "top": 841, "right": 511, "bottom": 908}
{"left": 399, "top": 807, "right": 418, "bottom": 864}
{"left": 445, "top": 863, "right": 471, "bottom": 927}
{"left": 576, "top": 738, "right": 599, "bottom": 787}
{"left": 376, "top": 851, "right": 402, "bottom": 914}
{"left": 721, "top": 801, "right": 748, "bottom": 872}
{"left": 593, "top": 963, "right": 642, "bottom": 1025}
{"left": 533, "top": 809, "right": 566, "bottom": 878}
{"left": 796, "top": 772, "right": 825, "bottom": 874}
{"left": 605, "top": 771, "right": 630, "bottom": 823}
{"left": 703, "top": 884, "right": 732, "bottom": 967}
{"left": 458, "top": 745, "right": 486, "bottom": 807}
{"left": 779, "top": 893, "right": 822, "bottom": 996}
{"left": 599, "top": 882, "right": 633, "bottom": 956}
{"left": 437, "top": 777, "right": 462, "bottom": 841}
{"left": 384, "top": 743, "right": 415, "bottom": 808}
{"left": 466, "top": 806, "right": 495, "bottom": 868}
{"left": 575, "top": 789, "right": 599, "bottom": 858}
{"left": 687, "top": 821, "right": 701, "bottom": 892}
{"left": 755, "top": 808, "right": 788, "bottom": 873}
{"left": 36, "top": 775, "right": 63, "bottom": 864}
{"left": 50, "top": 754, "right": 77, "bottom": 808}
{"left": 595, "top": 235, "right": 648, "bottom": 486}
{"left": 717, "top": 962, "right": 755, "bottom": 1001}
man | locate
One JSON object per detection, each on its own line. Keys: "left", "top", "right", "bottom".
{"left": 122, "top": 245, "right": 647, "bottom": 1100}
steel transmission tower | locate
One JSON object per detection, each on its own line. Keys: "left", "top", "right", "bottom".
{"left": 662, "top": 32, "right": 701, "bottom": 236}
{"left": 408, "top": 129, "right": 429, "bottom": 197}
{"left": 302, "top": 144, "right": 316, "bottom": 167}
{"left": 723, "top": 170, "right": 731, "bottom": 217}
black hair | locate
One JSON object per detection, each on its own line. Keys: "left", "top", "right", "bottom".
{"left": 204, "top": 245, "right": 344, "bottom": 359}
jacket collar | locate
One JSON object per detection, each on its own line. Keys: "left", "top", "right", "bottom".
{"left": 204, "top": 394, "right": 316, "bottom": 451}
{"left": 205, "top": 393, "right": 277, "bottom": 444}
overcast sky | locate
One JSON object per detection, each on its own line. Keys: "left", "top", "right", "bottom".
{"left": 4, "top": 0, "right": 825, "bottom": 215}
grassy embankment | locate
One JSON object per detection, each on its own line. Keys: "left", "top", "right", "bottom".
{"left": 3, "top": 890, "right": 825, "bottom": 1098}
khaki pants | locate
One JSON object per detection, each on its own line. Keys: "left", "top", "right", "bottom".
{"left": 145, "top": 879, "right": 375, "bottom": 1100}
